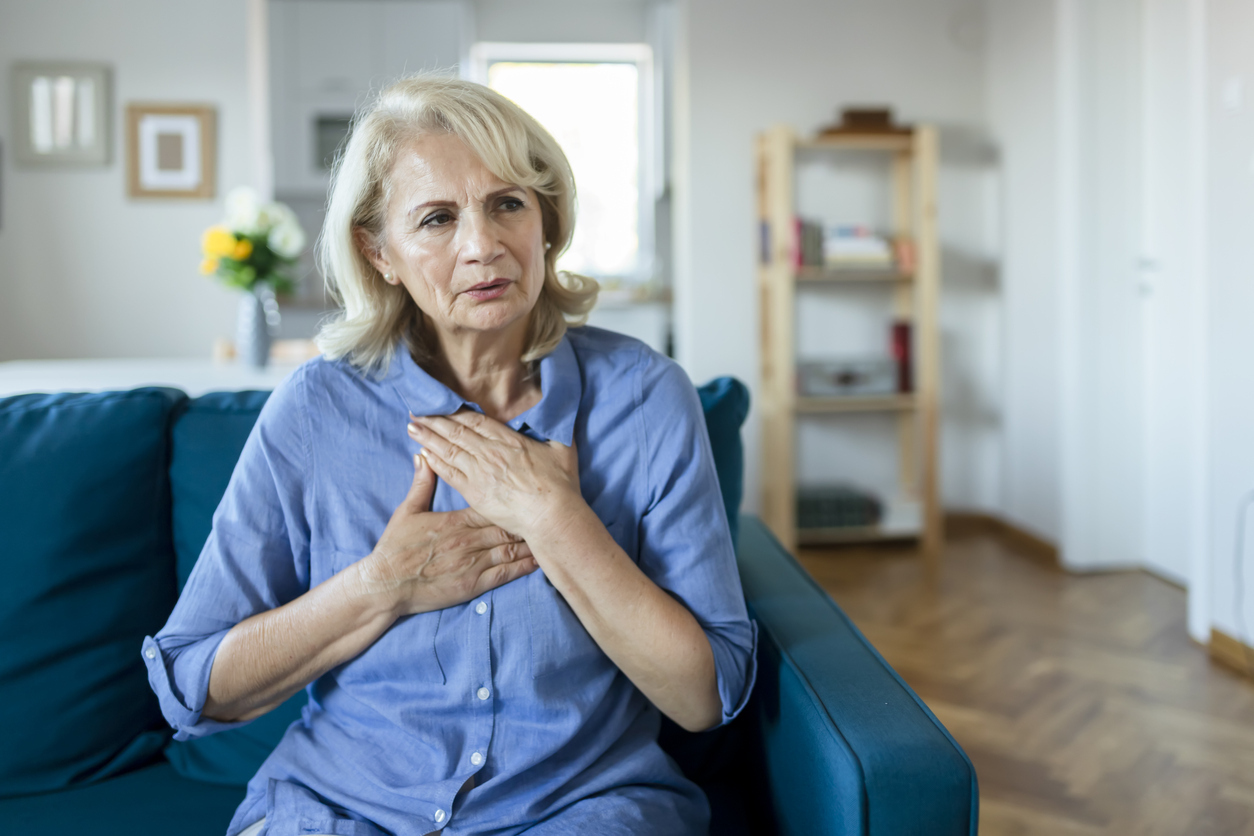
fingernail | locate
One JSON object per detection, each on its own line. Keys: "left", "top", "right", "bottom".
{"left": 408, "top": 422, "right": 419, "bottom": 434}
{"left": 419, "top": 448, "right": 430, "bottom": 458}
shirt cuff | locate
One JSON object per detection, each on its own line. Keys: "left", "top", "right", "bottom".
{"left": 708, "top": 618, "right": 759, "bottom": 727}
{"left": 142, "top": 631, "right": 250, "bottom": 741}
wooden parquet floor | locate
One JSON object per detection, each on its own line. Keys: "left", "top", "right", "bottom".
{"left": 797, "top": 530, "right": 1254, "bottom": 836}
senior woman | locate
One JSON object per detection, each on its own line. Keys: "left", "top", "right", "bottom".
{"left": 143, "top": 75, "right": 756, "bottom": 836}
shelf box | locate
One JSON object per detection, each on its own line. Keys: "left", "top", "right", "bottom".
{"left": 797, "top": 495, "right": 923, "bottom": 545}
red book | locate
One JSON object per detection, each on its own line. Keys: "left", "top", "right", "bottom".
{"left": 891, "top": 321, "right": 912, "bottom": 393}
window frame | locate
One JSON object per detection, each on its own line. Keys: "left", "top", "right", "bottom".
{"left": 466, "top": 42, "right": 657, "bottom": 284}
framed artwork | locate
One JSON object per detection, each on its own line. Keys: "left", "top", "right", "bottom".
{"left": 11, "top": 61, "right": 111, "bottom": 166}
{"left": 126, "top": 103, "right": 216, "bottom": 199}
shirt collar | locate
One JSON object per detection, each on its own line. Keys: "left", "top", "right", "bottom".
{"left": 385, "top": 333, "right": 581, "bottom": 446}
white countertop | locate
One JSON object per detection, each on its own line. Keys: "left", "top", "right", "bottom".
{"left": 0, "top": 358, "right": 302, "bottom": 398}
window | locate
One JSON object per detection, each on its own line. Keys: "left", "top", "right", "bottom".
{"left": 468, "top": 43, "right": 655, "bottom": 285}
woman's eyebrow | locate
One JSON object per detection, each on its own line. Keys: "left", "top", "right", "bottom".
{"left": 406, "top": 187, "right": 526, "bottom": 217}
{"left": 407, "top": 199, "right": 456, "bottom": 217}
{"left": 484, "top": 186, "right": 528, "bottom": 202}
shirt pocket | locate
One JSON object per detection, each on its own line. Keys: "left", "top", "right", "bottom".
{"left": 526, "top": 519, "right": 627, "bottom": 680}
{"left": 326, "top": 550, "right": 446, "bottom": 686}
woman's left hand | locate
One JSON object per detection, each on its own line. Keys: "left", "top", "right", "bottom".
{"left": 408, "top": 410, "right": 581, "bottom": 540}
{"left": 413, "top": 409, "right": 722, "bottom": 732}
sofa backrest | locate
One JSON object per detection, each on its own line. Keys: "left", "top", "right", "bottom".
{"left": 0, "top": 388, "right": 185, "bottom": 797}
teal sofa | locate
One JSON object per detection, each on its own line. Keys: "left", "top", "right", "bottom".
{"left": 0, "top": 383, "right": 977, "bottom": 835}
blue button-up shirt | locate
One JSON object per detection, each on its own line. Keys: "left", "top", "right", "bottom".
{"left": 143, "top": 327, "right": 757, "bottom": 836}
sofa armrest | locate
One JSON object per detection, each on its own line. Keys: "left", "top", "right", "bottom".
{"left": 735, "top": 516, "right": 978, "bottom": 836}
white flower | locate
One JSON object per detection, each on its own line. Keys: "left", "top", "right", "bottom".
{"left": 224, "top": 186, "right": 262, "bottom": 234}
{"left": 224, "top": 186, "right": 305, "bottom": 255}
{"left": 268, "top": 217, "right": 307, "bottom": 259}
{"left": 253, "top": 202, "right": 287, "bottom": 234}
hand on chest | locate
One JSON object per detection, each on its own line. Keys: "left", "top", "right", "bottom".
{"left": 309, "top": 428, "right": 638, "bottom": 573}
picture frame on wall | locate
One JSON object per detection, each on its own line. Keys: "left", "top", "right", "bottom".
{"left": 11, "top": 61, "right": 111, "bottom": 166}
{"left": 126, "top": 103, "right": 216, "bottom": 199}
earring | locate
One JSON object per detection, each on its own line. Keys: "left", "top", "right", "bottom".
{"left": 383, "top": 272, "right": 393, "bottom": 282}
{"left": 544, "top": 242, "right": 552, "bottom": 251}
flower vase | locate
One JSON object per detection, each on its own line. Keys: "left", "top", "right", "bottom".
{"left": 236, "top": 285, "right": 280, "bottom": 368}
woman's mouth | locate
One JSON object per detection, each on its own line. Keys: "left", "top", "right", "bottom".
{"left": 463, "top": 279, "right": 513, "bottom": 301}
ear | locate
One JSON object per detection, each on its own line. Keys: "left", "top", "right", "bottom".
{"left": 352, "top": 226, "right": 398, "bottom": 285}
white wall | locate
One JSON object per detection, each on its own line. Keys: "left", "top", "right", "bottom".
{"left": 1203, "top": 0, "right": 1254, "bottom": 644}
{"left": 674, "top": 0, "right": 998, "bottom": 514}
{"left": 1140, "top": 0, "right": 1208, "bottom": 591}
{"left": 1055, "top": 0, "right": 1150, "bottom": 574}
{"left": 0, "top": 0, "right": 256, "bottom": 361}
{"left": 983, "top": 0, "right": 1222, "bottom": 639}
{"left": 473, "top": 0, "right": 649, "bottom": 43}
{"left": 984, "top": 0, "right": 1062, "bottom": 542}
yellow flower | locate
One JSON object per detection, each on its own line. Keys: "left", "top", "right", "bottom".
{"left": 232, "top": 238, "right": 254, "bottom": 261}
{"left": 199, "top": 257, "right": 220, "bottom": 275}
{"left": 202, "top": 226, "right": 237, "bottom": 258}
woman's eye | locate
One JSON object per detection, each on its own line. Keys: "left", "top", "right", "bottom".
{"left": 499, "top": 197, "right": 525, "bottom": 212}
{"left": 421, "top": 211, "right": 454, "bottom": 228}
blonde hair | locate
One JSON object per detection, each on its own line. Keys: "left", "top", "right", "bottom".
{"left": 315, "top": 74, "right": 598, "bottom": 372}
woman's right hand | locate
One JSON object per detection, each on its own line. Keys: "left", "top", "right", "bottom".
{"left": 356, "top": 453, "right": 538, "bottom": 617}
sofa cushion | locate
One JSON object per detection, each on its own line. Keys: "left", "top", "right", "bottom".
{"left": 697, "top": 376, "right": 750, "bottom": 546}
{"left": 169, "top": 390, "right": 272, "bottom": 590}
{"left": 165, "top": 390, "right": 307, "bottom": 786}
{"left": 0, "top": 388, "right": 185, "bottom": 797}
{"left": 0, "top": 760, "right": 243, "bottom": 836}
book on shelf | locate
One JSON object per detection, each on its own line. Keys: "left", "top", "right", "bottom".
{"left": 823, "top": 224, "right": 893, "bottom": 267}
{"left": 891, "top": 320, "right": 912, "bottom": 393}
{"left": 789, "top": 218, "right": 911, "bottom": 272}
{"left": 791, "top": 217, "right": 827, "bottom": 269}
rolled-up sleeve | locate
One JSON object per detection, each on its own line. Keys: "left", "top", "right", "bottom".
{"left": 142, "top": 371, "right": 313, "bottom": 740}
{"left": 634, "top": 358, "right": 758, "bottom": 727}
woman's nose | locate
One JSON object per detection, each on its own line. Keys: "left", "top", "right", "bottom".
{"left": 457, "top": 211, "right": 505, "bottom": 265}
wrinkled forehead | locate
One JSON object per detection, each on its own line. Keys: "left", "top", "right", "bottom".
{"left": 386, "top": 132, "right": 523, "bottom": 210}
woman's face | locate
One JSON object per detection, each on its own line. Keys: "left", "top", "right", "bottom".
{"left": 367, "top": 132, "right": 547, "bottom": 346}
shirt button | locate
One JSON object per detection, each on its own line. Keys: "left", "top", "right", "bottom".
{"left": 470, "top": 751, "right": 483, "bottom": 766}
{"left": 475, "top": 601, "right": 487, "bottom": 615}
{"left": 476, "top": 686, "right": 490, "bottom": 701}
{"left": 434, "top": 808, "right": 446, "bottom": 823}
{"left": 144, "top": 647, "right": 157, "bottom": 660}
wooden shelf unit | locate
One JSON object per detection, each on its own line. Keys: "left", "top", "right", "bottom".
{"left": 756, "top": 124, "right": 942, "bottom": 563}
